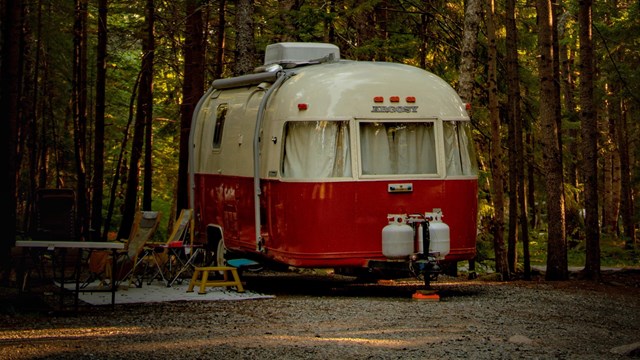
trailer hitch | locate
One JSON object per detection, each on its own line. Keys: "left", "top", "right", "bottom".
{"left": 410, "top": 255, "right": 441, "bottom": 289}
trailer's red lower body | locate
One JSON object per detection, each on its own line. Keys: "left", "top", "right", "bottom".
{"left": 194, "top": 174, "right": 477, "bottom": 268}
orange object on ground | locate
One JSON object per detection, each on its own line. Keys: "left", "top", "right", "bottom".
{"left": 412, "top": 290, "right": 440, "bottom": 301}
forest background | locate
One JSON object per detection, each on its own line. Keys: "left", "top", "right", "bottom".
{"left": 1, "top": 0, "right": 638, "bottom": 284}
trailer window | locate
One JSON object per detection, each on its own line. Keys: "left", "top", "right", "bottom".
{"left": 359, "top": 122, "right": 436, "bottom": 175}
{"left": 443, "top": 121, "right": 478, "bottom": 176}
{"left": 282, "top": 121, "right": 351, "bottom": 178}
{"left": 212, "top": 104, "right": 228, "bottom": 149}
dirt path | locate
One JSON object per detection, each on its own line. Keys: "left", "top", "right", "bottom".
{"left": 1, "top": 270, "right": 639, "bottom": 359}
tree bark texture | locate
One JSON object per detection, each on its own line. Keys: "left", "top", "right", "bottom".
{"left": 142, "top": 0, "right": 155, "bottom": 211}
{"left": 456, "top": 0, "right": 481, "bottom": 279}
{"left": 537, "top": 0, "right": 568, "bottom": 281}
{"left": 1, "top": 0, "right": 23, "bottom": 282}
{"left": 214, "top": 0, "right": 226, "bottom": 79}
{"left": 457, "top": 0, "right": 481, "bottom": 105}
{"left": 486, "top": 0, "right": 508, "bottom": 279}
{"left": 602, "top": 83, "right": 621, "bottom": 235}
{"left": 177, "top": 0, "right": 205, "bottom": 214}
{"left": 91, "top": 0, "right": 108, "bottom": 241}
{"left": 618, "top": 105, "right": 635, "bottom": 248}
{"left": 558, "top": 9, "right": 578, "bottom": 191}
{"left": 506, "top": 0, "right": 530, "bottom": 279}
{"left": 72, "top": 0, "right": 89, "bottom": 240}
{"left": 234, "top": 0, "right": 256, "bottom": 76}
{"left": 579, "top": 0, "right": 600, "bottom": 279}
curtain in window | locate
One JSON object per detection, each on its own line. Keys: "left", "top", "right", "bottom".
{"left": 283, "top": 121, "right": 351, "bottom": 178}
{"left": 360, "top": 122, "right": 436, "bottom": 175}
{"left": 360, "top": 123, "right": 392, "bottom": 175}
{"left": 443, "top": 121, "right": 478, "bottom": 176}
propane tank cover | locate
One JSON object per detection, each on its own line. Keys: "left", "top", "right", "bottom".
{"left": 382, "top": 215, "right": 414, "bottom": 259}
{"left": 429, "top": 214, "right": 450, "bottom": 259}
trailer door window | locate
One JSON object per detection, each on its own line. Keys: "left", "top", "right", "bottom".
{"left": 212, "top": 104, "right": 228, "bottom": 149}
{"left": 443, "top": 121, "right": 478, "bottom": 176}
{"left": 360, "top": 122, "right": 436, "bottom": 175}
{"left": 282, "top": 121, "right": 351, "bottom": 178}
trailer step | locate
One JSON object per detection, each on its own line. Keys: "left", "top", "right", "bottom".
{"left": 227, "top": 258, "right": 263, "bottom": 271}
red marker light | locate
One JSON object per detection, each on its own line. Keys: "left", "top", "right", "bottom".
{"left": 406, "top": 96, "right": 416, "bottom": 103}
{"left": 465, "top": 103, "right": 471, "bottom": 110}
{"left": 298, "top": 103, "right": 308, "bottom": 110}
{"left": 390, "top": 96, "right": 400, "bottom": 103}
{"left": 373, "top": 96, "right": 384, "bottom": 103}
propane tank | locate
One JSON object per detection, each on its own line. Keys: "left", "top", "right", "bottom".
{"left": 426, "top": 209, "right": 450, "bottom": 259}
{"left": 382, "top": 215, "right": 414, "bottom": 259}
{"left": 416, "top": 223, "right": 425, "bottom": 254}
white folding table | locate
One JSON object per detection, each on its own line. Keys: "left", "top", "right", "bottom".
{"left": 15, "top": 240, "right": 125, "bottom": 312}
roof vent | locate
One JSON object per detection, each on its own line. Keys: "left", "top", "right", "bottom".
{"left": 263, "top": 42, "right": 340, "bottom": 66}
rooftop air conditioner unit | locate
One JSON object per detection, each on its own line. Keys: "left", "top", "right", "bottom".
{"left": 263, "top": 42, "right": 340, "bottom": 66}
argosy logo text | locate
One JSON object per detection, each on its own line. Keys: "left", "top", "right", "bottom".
{"left": 371, "top": 106, "right": 419, "bottom": 113}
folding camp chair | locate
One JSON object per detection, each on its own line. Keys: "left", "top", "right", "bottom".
{"left": 88, "top": 211, "right": 161, "bottom": 288}
{"left": 145, "top": 209, "right": 202, "bottom": 287}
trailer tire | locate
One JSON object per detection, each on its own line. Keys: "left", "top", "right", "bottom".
{"left": 215, "top": 239, "right": 227, "bottom": 268}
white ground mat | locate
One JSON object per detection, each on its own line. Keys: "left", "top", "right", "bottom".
{"left": 64, "top": 281, "right": 274, "bottom": 305}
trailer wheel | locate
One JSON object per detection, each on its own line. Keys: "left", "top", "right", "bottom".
{"left": 215, "top": 239, "right": 227, "bottom": 267}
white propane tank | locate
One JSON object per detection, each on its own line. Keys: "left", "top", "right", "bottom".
{"left": 427, "top": 209, "right": 450, "bottom": 259}
{"left": 416, "top": 224, "right": 424, "bottom": 253}
{"left": 382, "top": 215, "right": 414, "bottom": 259}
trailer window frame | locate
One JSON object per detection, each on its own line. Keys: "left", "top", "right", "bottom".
{"left": 280, "top": 120, "right": 353, "bottom": 179}
{"left": 212, "top": 103, "right": 229, "bottom": 150}
{"left": 442, "top": 120, "right": 478, "bottom": 177}
{"left": 357, "top": 119, "right": 441, "bottom": 178}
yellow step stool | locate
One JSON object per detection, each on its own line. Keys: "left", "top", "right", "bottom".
{"left": 187, "top": 266, "right": 245, "bottom": 294}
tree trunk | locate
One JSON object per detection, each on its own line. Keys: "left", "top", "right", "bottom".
{"left": 527, "top": 131, "right": 537, "bottom": 230}
{"left": 457, "top": 0, "right": 481, "bottom": 105}
{"left": 506, "top": 0, "right": 530, "bottom": 279}
{"left": 118, "top": 0, "right": 155, "bottom": 239}
{"left": 538, "top": 0, "right": 568, "bottom": 281}
{"left": 559, "top": 8, "right": 578, "bottom": 193}
{"left": 578, "top": 0, "right": 600, "bottom": 280}
{"left": 142, "top": 0, "right": 155, "bottom": 211}
{"left": 486, "top": 0, "right": 508, "bottom": 280}
{"left": 506, "top": 0, "right": 518, "bottom": 275}
{"left": 25, "top": 0, "right": 40, "bottom": 238}
{"left": 618, "top": 104, "right": 635, "bottom": 248}
{"left": 324, "top": 0, "right": 335, "bottom": 44}
{"left": 234, "top": 0, "right": 256, "bottom": 76}
{"left": 579, "top": 0, "right": 600, "bottom": 279}
{"left": 177, "top": 0, "right": 205, "bottom": 214}
{"left": 276, "top": 0, "right": 298, "bottom": 42}
{"left": 603, "top": 83, "right": 621, "bottom": 235}
{"left": 214, "top": 0, "right": 226, "bottom": 80}
{"left": 72, "top": 0, "right": 89, "bottom": 241}
{"left": 91, "top": 0, "right": 108, "bottom": 241}
{"left": 105, "top": 73, "right": 140, "bottom": 241}
{"left": 457, "top": 0, "right": 481, "bottom": 279}
{"left": 1, "top": 0, "right": 23, "bottom": 282}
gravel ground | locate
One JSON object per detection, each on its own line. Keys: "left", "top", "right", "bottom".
{"left": 1, "top": 269, "right": 639, "bottom": 360}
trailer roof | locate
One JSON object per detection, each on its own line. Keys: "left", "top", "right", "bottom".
{"left": 268, "top": 60, "right": 469, "bottom": 121}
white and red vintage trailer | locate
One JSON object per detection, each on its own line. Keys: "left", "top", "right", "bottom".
{"left": 189, "top": 43, "right": 478, "bottom": 284}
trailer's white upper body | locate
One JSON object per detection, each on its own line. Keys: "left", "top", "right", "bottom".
{"left": 191, "top": 43, "right": 473, "bottom": 182}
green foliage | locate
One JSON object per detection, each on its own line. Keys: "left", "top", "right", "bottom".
{"left": 13, "top": 0, "right": 640, "bottom": 272}
{"left": 523, "top": 231, "right": 639, "bottom": 268}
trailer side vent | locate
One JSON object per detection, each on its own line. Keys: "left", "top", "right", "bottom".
{"left": 264, "top": 42, "right": 340, "bottom": 66}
